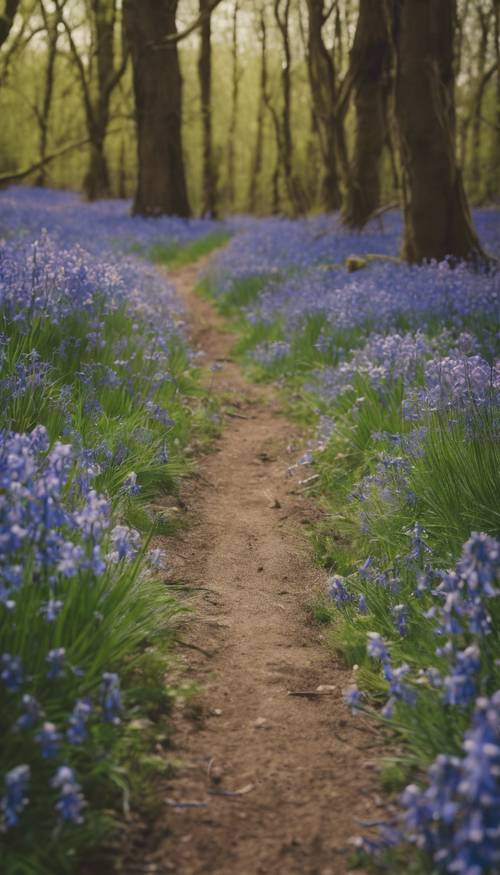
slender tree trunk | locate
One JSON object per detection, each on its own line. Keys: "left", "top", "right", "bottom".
{"left": 489, "top": 0, "right": 500, "bottom": 199}
{"left": 470, "top": 7, "right": 490, "bottom": 202}
{"left": 227, "top": 0, "right": 239, "bottom": 211}
{"left": 118, "top": 137, "right": 127, "bottom": 198}
{"left": 305, "top": 0, "right": 342, "bottom": 211}
{"left": 198, "top": 0, "right": 217, "bottom": 217}
{"left": 0, "top": 0, "right": 20, "bottom": 48}
{"left": 390, "top": 0, "right": 483, "bottom": 263}
{"left": 274, "top": 0, "right": 306, "bottom": 214}
{"left": 35, "top": 3, "right": 59, "bottom": 187}
{"left": 247, "top": 10, "right": 267, "bottom": 213}
{"left": 83, "top": 0, "right": 119, "bottom": 199}
{"left": 123, "top": 0, "right": 190, "bottom": 217}
{"left": 342, "top": 0, "right": 392, "bottom": 229}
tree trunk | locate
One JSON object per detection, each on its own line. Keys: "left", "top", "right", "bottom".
{"left": 342, "top": 0, "right": 392, "bottom": 229}
{"left": 489, "top": 0, "right": 500, "bottom": 199}
{"left": 198, "top": 0, "right": 217, "bottom": 217}
{"left": 305, "top": 0, "right": 342, "bottom": 211}
{"left": 470, "top": 6, "right": 491, "bottom": 202}
{"left": 391, "top": 0, "right": 483, "bottom": 263}
{"left": 227, "top": 0, "right": 239, "bottom": 211}
{"left": 247, "top": 10, "right": 267, "bottom": 213}
{"left": 84, "top": 136, "right": 111, "bottom": 200}
{"left": 35, "top": 2, "right": 59, "bottom": 187}
{"left": 83, "top": 0, "right": 120, "bottom": 200}
{"left": 0, "top": 0, "right": 20, "bottom": 49}
{"left": 123, "top": 0, "right": 190, "bottom": 217}
{"left": 274, "top": 0, "right": 307, "bottom": 215}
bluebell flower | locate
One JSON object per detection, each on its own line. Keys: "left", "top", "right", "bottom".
{"left": 16, "top": 694, "right": 41, "bottom": 730}
{"left": 100, "top": 672, "right": 122, "bottom": 724}
{"left": 343, "top": 685, "right": 363, "bottom": 713}
{"left": 51, "top": 766, "right": 86, "bottom": 824}
{"left": 67, "top": 699, "right": 92, "bottom": 745}
{"left": 327, "top": 575, "right": 352, "bottom": 606}
{"left": 46, "top": 647, "right": 66, "bottom": 680}
{"left": 35, "top": 722, "right": 61, "bottom": 758}
{"left": 1, "top": 765, "right": 30, "bottom": 828}
{"left": 1, "top": 653, "right": 23, "bottom": 691}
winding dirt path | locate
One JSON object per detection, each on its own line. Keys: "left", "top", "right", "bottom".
{"left": 132, "top": 262, "right": 379, "bottom": 875}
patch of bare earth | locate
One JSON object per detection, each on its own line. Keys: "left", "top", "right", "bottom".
{"left": 124, "top": 261, "right": 380, "bottom": 875}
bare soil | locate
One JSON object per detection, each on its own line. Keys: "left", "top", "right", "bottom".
{"left": 126, "top": 261, "right": 380, "bottom": 875}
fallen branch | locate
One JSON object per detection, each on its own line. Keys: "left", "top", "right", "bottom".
{"left": 0, "top": 136, "right": 92, "bottom": 185}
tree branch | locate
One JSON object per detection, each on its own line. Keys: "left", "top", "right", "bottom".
{"left": 163, "top": 0, "right": 224, "bottom": 44}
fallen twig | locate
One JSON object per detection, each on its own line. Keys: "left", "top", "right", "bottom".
{"left": 208, "top": 783, "right": 254, "bottom": 798}
{"left": 177, "top": 640, "right": 214, "bottom": 659}
{"left": 165, "top": 798, "right": 208, "bottom": 809}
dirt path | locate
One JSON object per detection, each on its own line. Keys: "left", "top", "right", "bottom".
{"left": 132, "top": 262, "right": 379, "bottom": 875}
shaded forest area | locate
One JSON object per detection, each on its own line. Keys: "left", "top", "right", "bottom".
{"left": 0, "top": 1, "right": 499, "bottom": 255}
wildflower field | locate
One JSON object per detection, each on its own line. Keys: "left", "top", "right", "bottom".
{"left": 1, "top": 185, "right": 500, "bottom": 875}
{"left": 204, "top": 209, "right": 500, "bottom": 874}
{"left": 0, "top": 187, "right": 222, "bottom": 872}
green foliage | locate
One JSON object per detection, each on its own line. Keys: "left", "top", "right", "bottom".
{"left": 149, "top": 230, "right": 232, "bottom": 268}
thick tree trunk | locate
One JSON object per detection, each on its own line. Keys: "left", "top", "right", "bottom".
{"left": 305, "top": 0, "right": 341, "bottom": 211}
{"left": 391, "top": 0, "right": 483, "bottom": 263}
{"left": 342, "top": 0, "right": 392, "bottom": 229}
{"left": 123, "top": 0, "right": 190, "bottom": 217}
{"left": 198, "top": 0, "right": 217, "bottom": 217}
{"left": 0, "top": 0, "right": 20, "bottom": 48}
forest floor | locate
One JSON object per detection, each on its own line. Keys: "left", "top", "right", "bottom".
{"left": 126, "top": 260, "right": 382, "bottom": 875}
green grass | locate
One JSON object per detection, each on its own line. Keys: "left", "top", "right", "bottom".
{"left": 150, "top": 230, "right": 231, "bottom": 269}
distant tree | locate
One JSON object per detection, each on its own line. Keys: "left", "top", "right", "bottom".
{"left": 342, "top": 0, "right": 392, "bottom": 229}
{"left": 0, "top": 0, "right": 20, "bottom": 48}
{"left": 198, "top": 0, "right": 217, "bottom": 217}
{"left": 55, "top": 0, "right": 128, "bottom": 200}
{"left": 247, "top": 7, "right": 267, "bottom": 213}
{"left": 305, "top": 0, "right": 342, "bottom": 210}
{"left": 226, "top": 0, "right": 239, "bottom": 211}
{"left": 274, "top": 0, "right": 307, "bottom": 214}
{"left": 35, "top": 0, "right": 62, "bottom": 187}
{"left": 389, "top": 0, "right": 484, "bottom": 262}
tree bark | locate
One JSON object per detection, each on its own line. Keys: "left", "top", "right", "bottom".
{"left": 247, "top": 10, "right": 267, "bottom": 213}
{"left": 198, "top": 0, "right": 217, "bottom": 217}
{"left": 274, "top": 0, "right": 307, "bottom": 215}
{"left": 123, "top": 0, "right": 190, "bottom": 217}
{"left": 390, "top": 0, "right": 484, "bottom": 263}
{"left": 227, "top": 0, "right": 239, "bottom": 211}
{"left": 55, "top": 0, "right": 127, "bottom": 201}
{"left": 305, "top": 0, "right": 342, "bottom": 211}
{"left": 470, "top": 4, "right": 491, "bottom": 202}
{"left": 35, "top": 0, "right": 59, "bottom": 187}
{"left": 0, "top": 0, "right": 20, "bottom": 49}
{"left": 342, "top": 0, "right": 392, "bottom": 229}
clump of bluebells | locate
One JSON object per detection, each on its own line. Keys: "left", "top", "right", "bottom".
{"left": 0, "top": 424, "right": 136, "bottom": 835}
{"left": 207, "top": 208, "right": 500, "bottom": 873}
{"left": 0, "top": 187, "right": 217, "bottom": 870}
